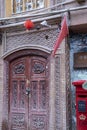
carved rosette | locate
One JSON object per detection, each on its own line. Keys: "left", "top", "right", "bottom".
{"left": 32, "top": 62, "right": 45, "bottom": 74}
{"left": 13, "top": 63, "right": 25, "bottom": 75}
{"left": 11, "top": 113, "right": 25, "bottom": 130}
{"left": 31, "top": 115, "right": 46, "bottom": 130}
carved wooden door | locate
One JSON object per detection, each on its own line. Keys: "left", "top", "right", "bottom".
{"left": 9, "top": 56, "right": 49, "bottom": 130}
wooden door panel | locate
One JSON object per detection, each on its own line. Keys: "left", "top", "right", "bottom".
{"left": 31, "top": 81, "right": 38, "bottom": 110}
{"left": 9, "top": 56, "right": 49, "bottom": 130}
{"left": 30, "top": 114, "right": 47, "bottom": 130}
{"left": 29, "top": 57, "right": 49, "bottom": 130}
{"left": 29, "top": 80, "right": 48, "bottom": 130}
{"left": 10, "top": 58, "right": 28, "bottom": 130}
{"left": 10, "top": 113, "right": 26, "bottom": 130}
{"left": 39, "top": 80, "right": 47, "bottom": 110}
{"left": 10, "top": 79, "right": 28, "bottom": 129}
{"left": 10, "top": 79, "right": 27, "bottom": 130}
{"left": 30, "top": 57, "right": 47, "bottom": 78}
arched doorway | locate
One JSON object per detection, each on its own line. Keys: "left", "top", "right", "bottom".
{"left": 4, "top": 49, "right": 50, "bottom": 130}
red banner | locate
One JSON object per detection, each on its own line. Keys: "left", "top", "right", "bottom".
{"left": 52, "top": 15, "right": 69, "bottom": 56}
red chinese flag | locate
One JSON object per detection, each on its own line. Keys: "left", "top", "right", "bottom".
{"left": 52, "top": 15, "right": 69, "bottom": 56}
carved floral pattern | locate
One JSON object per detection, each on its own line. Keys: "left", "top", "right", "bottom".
{"left": 13, "top": 63, "right": 25, "bottom": 74}
{"left": 31, "top": 115, "right": 46, "bottom": 129}
{"left": 11, "top": 113, "right": 25, "bottom": 130}
{"left": 32, "top": 62, "right": 45, "bottom": 74}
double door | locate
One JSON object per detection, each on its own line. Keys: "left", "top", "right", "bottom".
{"left": 9, "top": 56, "right": 49, "bottom": 130}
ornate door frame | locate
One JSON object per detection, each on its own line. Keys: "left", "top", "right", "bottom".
{"left": 3, "top": 49, "right": 50, "bottom": 130}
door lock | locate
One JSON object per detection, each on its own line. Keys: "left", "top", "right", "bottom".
{"left": 26, "top": 88, "right": 31, "bottom": 95}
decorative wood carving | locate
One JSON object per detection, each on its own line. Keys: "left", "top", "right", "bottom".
{"left": 12, "top": 81, "right": 18, "bottom": 108}
{"left": 40, "top": 80, "right": 47, "bottom": 109}
{"left": 11, "top": 113, "right": 25, "bottom": 130}
{"left": 32, "top": 62, "right": 45, "bottom": 74}
{"left": 13, "top": 63, "right": 25, "bottom": 74}
{"left": 31, "top": 81, "right": 38, "bottom": 109}
{"left": 31, "top": 115, "right": 46, "bottom": 129}
{"left": 20, "top": 81, "right": 26, "bottom": 108}
{"left": 9, "top": 56, "right": 49, "bottom": 130}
